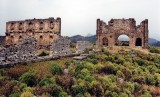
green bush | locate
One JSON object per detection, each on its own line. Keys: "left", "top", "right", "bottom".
{"left": 100, "top": 63, "right": 116, "bottom": 74}
{"left": 72, "top": 85, "right": 86, "bottom": 96}
{"left": 145, "top": 74, "right": 156, "bottom": 85}
{"left": 10, "top": 92, "right": 21, "bottom": 97}
{"left": 149, "top": 47, "right": 160, "bottom": 53}
{"left": 59, "top": 91, "right": 68, "bottom": 97}
{"left": 91, "top": 59, "right": 98, "bottom": 65}
{"left": 135, "top": 58, "right": 147, "bottom": 66}
{"left": 50, "top": 64, "right": 63, "bottom": 75}
{"left": 19, "top": 70, "right": 38, "bottom": 87}
{"left": 39, "top": 77, "right": 54, "bottom": 86}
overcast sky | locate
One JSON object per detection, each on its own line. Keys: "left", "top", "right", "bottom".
{"left": 0, "top": 0, "right": 160, "bottom": 40}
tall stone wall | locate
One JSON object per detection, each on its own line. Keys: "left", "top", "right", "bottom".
{"left": 5, "top": 17, "right": 61, "bottom": 46}
{"left": 96, "top": 18, "right": 148, "bottom": 48}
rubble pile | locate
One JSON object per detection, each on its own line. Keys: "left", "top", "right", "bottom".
{"left": 0, "top": 37, "right": 38, "bottom": 66}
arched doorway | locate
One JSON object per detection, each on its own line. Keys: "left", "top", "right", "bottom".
{"left": 135, "top": 38, "right": 142, "bottom": 46}
{"left": 102, "top": 37, "right": 108, "bottom": 46}
{"left": 116, "top": 34, "right": 129, "bottom": 46}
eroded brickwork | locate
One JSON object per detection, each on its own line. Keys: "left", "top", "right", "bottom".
{"left": 96, "top": 18, "right": 148, "bottom": 48}
{"left": 6, "top": 17, "right": 61, "bottom": 46}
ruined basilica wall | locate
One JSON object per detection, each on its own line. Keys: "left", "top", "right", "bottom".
{"left": 6, "top": 17, "right": 61, "bottom": 46}
{"left": 96, "top": 18, "right": 148, "bottom": 48}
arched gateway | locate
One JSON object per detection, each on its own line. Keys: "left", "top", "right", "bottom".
{"left": 96, "top": 18, "right": 148, "bottom": 48}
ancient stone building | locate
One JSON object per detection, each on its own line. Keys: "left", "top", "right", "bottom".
{"left": 76, "top": 41, "right": 93, "bottom": 54}
{"left": 96, "top": 18, "right": 148, "bottom": 48}
{"left": 5, "top": 17, "right": 61, "bottom": 47}
{"left": 50, "top": 36, "right": 72, "bottom": 56}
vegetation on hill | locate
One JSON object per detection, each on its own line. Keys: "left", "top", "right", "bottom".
{"left": 0, "top": 47, "right": 160, "bottom": 97}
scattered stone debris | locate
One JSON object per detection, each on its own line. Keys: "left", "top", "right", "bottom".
{"left": 76, "top": 41, "right": 93, "bottom": 54}
{"left": 0, "top": 36, "right": 38, "bottom": 67}
{"left": 50, "top": 36, "right": 72, "bottom": 57}
{"left": 73, "top": 54, "right": 89, "bottom": 61}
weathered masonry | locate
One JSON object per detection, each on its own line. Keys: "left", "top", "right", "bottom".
{"left": 5, "top": 17, "right": 61, "bottom": 46}
{"left": 96, "top": 18, "right": 148, "bottom": 48}
{"left": 50, "top": 36, "right": 72, "bottom": 56}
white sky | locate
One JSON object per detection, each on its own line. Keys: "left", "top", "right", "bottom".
{"left": 0, "top": 0, "right": 160, "bottom": 40}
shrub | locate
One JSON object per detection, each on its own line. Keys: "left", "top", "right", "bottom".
{"left": 59, "top": 91, "right": 68, "bottom": 97}
{"left": 20, "top": 91, "right": 34, "bottom": 97}
{"left": 50, "top": 64, "right": 63, "bottom": 75}
{"left": 81, "top": 68, "right": 90, "bottom": 76}
{"left": 0, "top": 69, "right": 6, "bottom": 76}
{"left": 119, "top": 93, "right": 128, "bottom": 97}
{"left": 10, "top": 92, "right": 21, "bottom": 97}
{"left": 20, "top": 83, "right": 27, "bottom": 91}
{"left": 123, "top": 82, "right": 135, "bottom": 93}
{"left": 116, "top": 57, "right": 125, "bottom": 64}
{"left": 149, "top": 47, "right": 160, "bottom": 53}
{"left": 19, "top": 70, "right": 38, "bottom": 87}
{"left": 72, "top": 85, "right": 86, "bottom": 96}
{"left": 89, "top": 81, "right": 104, "bottom": 96}
{"left": 7, "top": 66, "right": 29, "bottom": 79}
{"left": 145, "top": 74, "right": 155, "bottom": 85}
{"left": 121, "top": 67, "right": 132, "bottom": 80}
{"left": 39, "top": 77, "right": 54, "bottom": 87}
{"left": 100, "top": 63, "right": 116, "bottom": 74}
{"left": 85, "top": 75, "right": 95, "bottom": 82}
{"left": 105, "top": 90, "right": 118, "bottom": 97}
{"left": 50, "top": 84, "right": 63, "bottom": 96}
{"left": 116, "top": 70, "right": 125, "bottom": 79}
{"left": 55, "top": 75, "right": 74, "bottom": 90}
{"left": 64, "top": 61, "right": 71, "bottom": 68}
{"left": 135, "top": 58, "right": 147, "bottom": 66}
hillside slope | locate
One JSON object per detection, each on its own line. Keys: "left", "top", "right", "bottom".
{"left": 0, "top": 47, "right": 160, "bottom": 96}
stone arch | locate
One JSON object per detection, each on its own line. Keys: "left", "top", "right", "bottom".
{"left": 115, "top": 34, "right": 130, "bottom": 46}
{"left": 135, "top": 38, "right": 142, "bottom": 46}
{"left": 102, "top": 37, "right": 108, "bottom": 46}
{"left": 96, "top": 19, "right": 148, "bottom": 48}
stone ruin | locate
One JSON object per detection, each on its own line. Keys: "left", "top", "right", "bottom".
{"left": 50, "top": 37, "right": 72, "bottom": 57}
{"left": 96, "top": 18, "right": 148, "bottom": 48}
{"left": 6, "top": 17, "right": 61, "bottom": 47}
{"left": 0, "top": 36, "right": 37, "bottom": 66}
{"left": 76, "top": 41, "right": 93, "bottom": 54}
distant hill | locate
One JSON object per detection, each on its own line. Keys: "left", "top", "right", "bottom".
{"left": 69, "top": 35, "right": 96, "bottom": 43}
{"left": 70, "top": 35, "right": 160, "bottom": 46}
